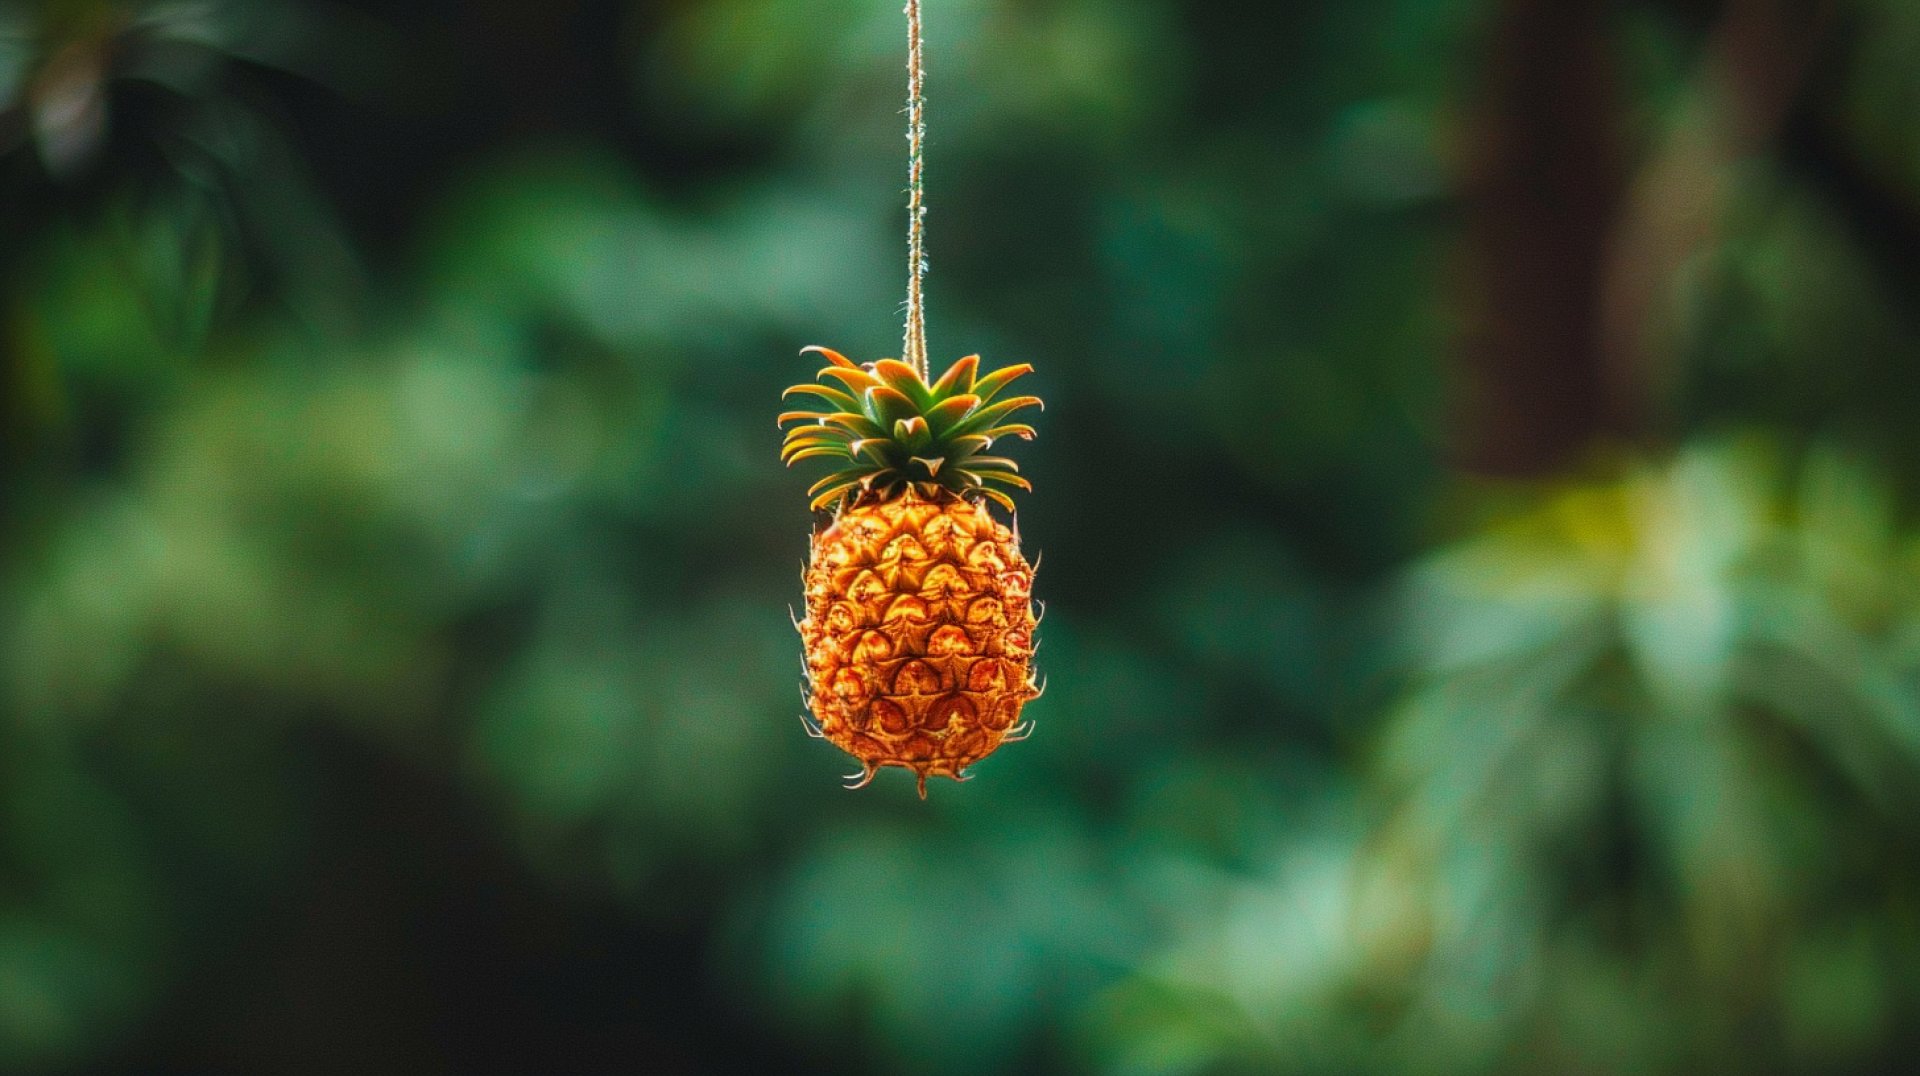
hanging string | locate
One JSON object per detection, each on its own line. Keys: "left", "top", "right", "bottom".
{"left": 902, "top": 0, "right": 929, "bottom": 378}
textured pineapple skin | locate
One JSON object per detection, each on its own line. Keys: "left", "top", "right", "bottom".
{"left": 800, "top": 491, "right": 1038, "bottom": 794}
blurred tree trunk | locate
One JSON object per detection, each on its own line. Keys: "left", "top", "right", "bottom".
{"left": 1456, "top": 0, "right": 1837, "bottom": 477}
{"left": 1454, "top": 0, "right": 1627, "bottom": 477}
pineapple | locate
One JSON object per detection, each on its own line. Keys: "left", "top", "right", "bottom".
{"left": 781, "top": 346, "right": 1044, "bottom": 797}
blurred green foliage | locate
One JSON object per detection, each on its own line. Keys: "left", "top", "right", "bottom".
{"left": 4, "top": 0, "right": 1920, "bottom": 1072}
{"left": 1094, "top": 442, "right": 1920, "bottom": 1073}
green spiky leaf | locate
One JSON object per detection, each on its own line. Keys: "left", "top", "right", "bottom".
{"left": 930, "top": 355, "right": 979, "bottom": 397}
{"left": 862, "top": 386, "right": 920, "bottom": 428}
{"left": 872, "top": 360, "right": 936, "bottom": 410}
{"left": 781, "top": 384, "right": 862, "bottom": 412}
{"left": 970, "top": 363, "right": 1033, "bottom": 405}
{"left": 947, "top": 396, "right": 1043, "bottom": 439}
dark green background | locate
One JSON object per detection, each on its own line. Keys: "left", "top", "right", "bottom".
{"left": 5, "top": 0, "right": 1920, "bottom": 1072}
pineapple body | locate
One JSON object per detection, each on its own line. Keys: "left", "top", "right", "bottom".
{"left": 801, "top": 491, "right": 1038, "bottom": 795}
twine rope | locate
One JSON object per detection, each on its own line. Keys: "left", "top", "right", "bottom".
{"left": 903, "top": 0, "right": 929, "bottom": 378}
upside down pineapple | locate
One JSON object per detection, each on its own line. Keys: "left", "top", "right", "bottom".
{"left": 781, "top": 346, "right": 1043, "bottom": 797}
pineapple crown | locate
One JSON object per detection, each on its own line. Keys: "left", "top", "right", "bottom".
{"left": 780, "top": 346, "right": 1042, "bottom": 512}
